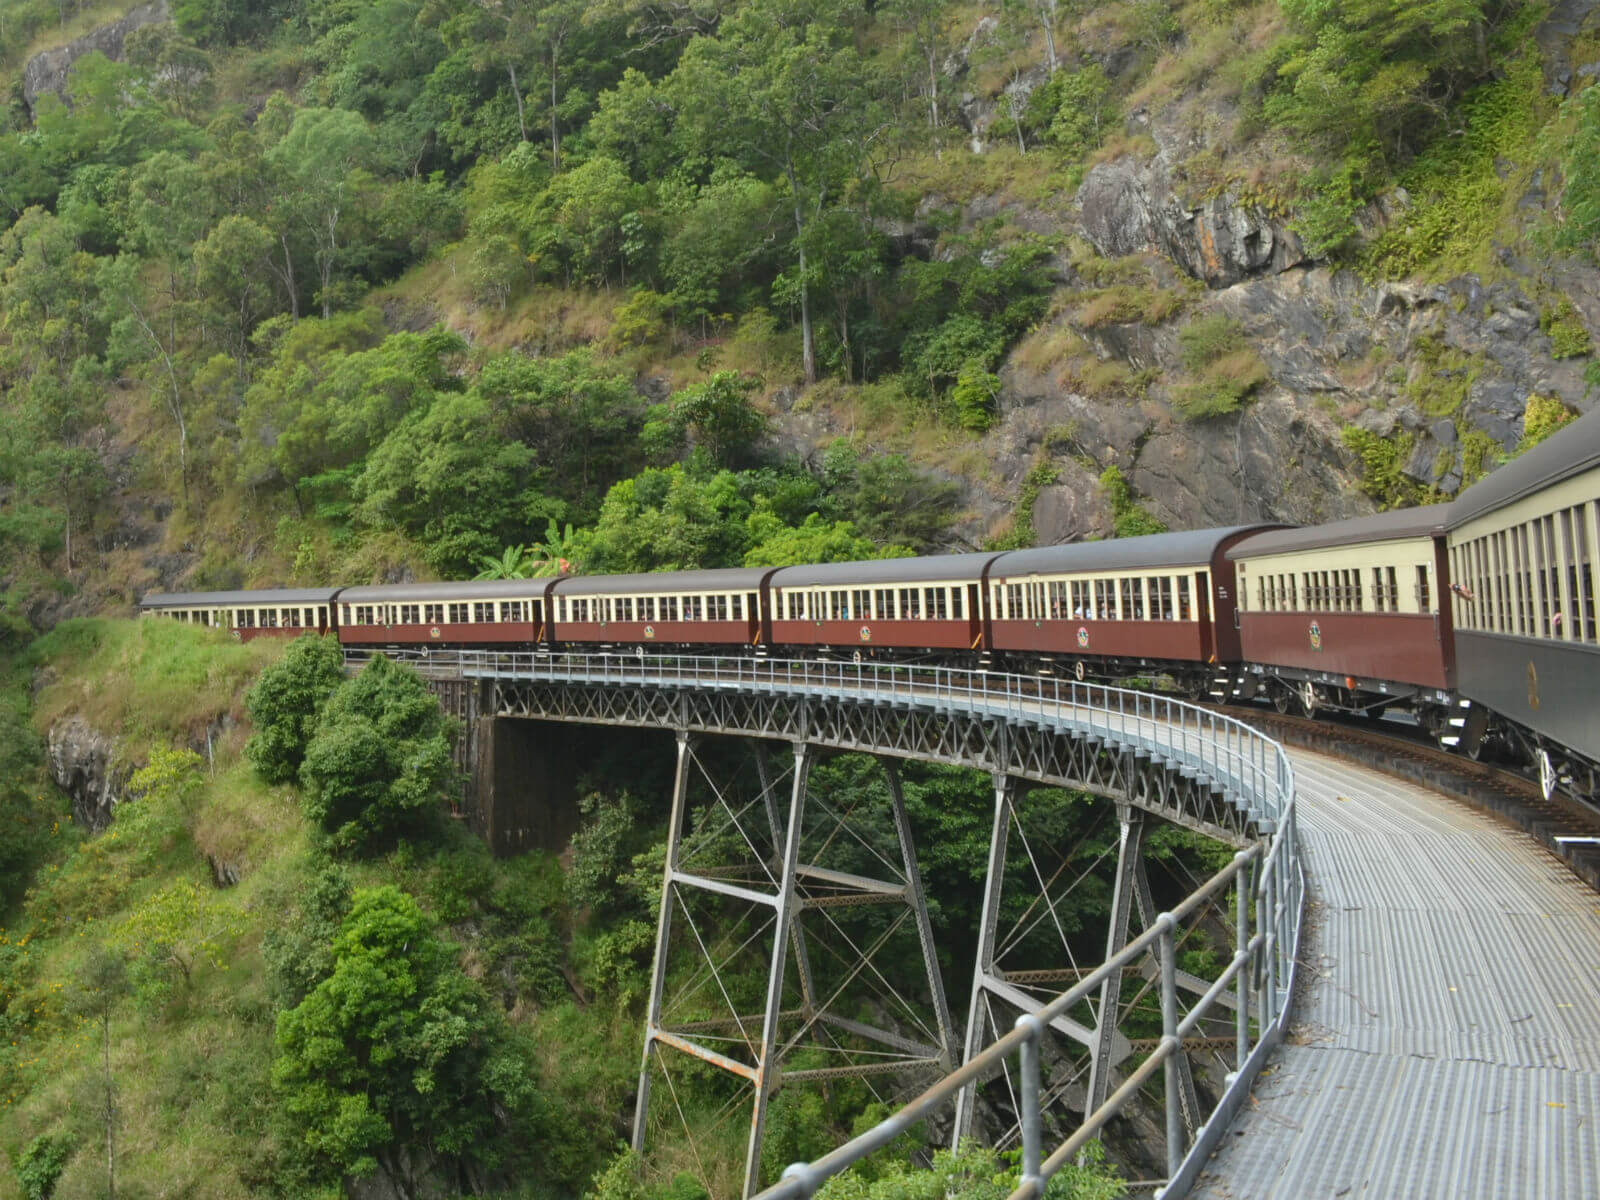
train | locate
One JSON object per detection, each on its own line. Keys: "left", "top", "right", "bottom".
{"left": 141, "top": 409, "right": 1600, "bottom": 806}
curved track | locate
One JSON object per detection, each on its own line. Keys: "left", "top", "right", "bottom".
{"left": 1191, "top": 744, "right": 1600, "bottom": 1198}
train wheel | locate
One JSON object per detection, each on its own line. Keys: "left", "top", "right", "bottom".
{"left": 1074, "top": 660, "right": 1085, "bottom": 682}
{"left": 1272, "top": 687, "right": 1294, "bottom": 715}
{"left": 1299, "top": 681, "right": 1319, "bottom": 717}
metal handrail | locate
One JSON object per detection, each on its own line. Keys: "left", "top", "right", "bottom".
{"left": 346, "top": 647, "right": 1304, "bottom": 1198}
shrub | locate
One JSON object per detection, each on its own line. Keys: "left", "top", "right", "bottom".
{"left": 298, "top": 655, "right": 456, "bottom": 852}
{"left": 1541, "top": 297, "right": 1592, "bottom": 360}
{"left": 951, "top": 360, "right": 1002, "bottom": 431}
{"left": 1172, "top": 314, "right": 1270, "bottom": 419}
{"left": 14, "top": 1133, "right": 74, "bottom": 1200}
{"left": 1515, "top": 394, "right": 1577, "bottom": 455}
{"left": 245, "top": 633, "right": 346, "bottom": 786}
{"left": 1340, "top": 426, "right": 1422, "bottom": 509}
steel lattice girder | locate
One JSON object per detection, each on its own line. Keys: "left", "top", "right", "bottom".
{"left": 491, "top": 681, "right": 1256, "bottom": 847}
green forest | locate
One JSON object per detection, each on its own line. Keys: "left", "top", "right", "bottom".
{"left": 1, "top": 0, "right": 1598, "bottom": 1195}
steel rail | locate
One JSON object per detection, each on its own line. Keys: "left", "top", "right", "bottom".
{"left": 344, "top": 647, "right": 1304, "bottom": 1197}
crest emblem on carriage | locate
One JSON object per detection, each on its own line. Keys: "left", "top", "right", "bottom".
{"left": 644, "top": 625, "right": 656, "bottom": 639}
{"left": 429, "top": 627, "right": 441, "bottom": 639}
{"left": 859, "top": 626, "right": 872, "bottom": 642}
{"left": 1308, "top": 620, "right": 1322, "bottom": 651}
{"left": 1077, "top": 627, "right": 1089, "bottom": 648}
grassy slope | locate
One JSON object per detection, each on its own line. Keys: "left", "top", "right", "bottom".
{"left": 0, "top": 622, "right": 637, "bottom": 1198}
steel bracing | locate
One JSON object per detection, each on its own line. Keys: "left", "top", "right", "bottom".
{"left": 364, "top": 650, "right": 1302, "bottom": 1200}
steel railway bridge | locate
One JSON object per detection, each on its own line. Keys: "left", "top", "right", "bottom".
{"left": 369, "top": 648, "right": 1600, "bottom": 1199}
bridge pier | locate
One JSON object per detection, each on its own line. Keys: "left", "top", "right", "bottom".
{"left": 631, "top": 733, "right": 958, "bottom": 1199}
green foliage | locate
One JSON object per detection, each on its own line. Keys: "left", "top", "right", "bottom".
{"left": 1340, "top": 426, "right": 1423, "bottom": 509}
{"left": 952, "top": 359, "right": 1003, "bottom": 431}
{"left": 1172, "top": 313, "right": 1270, "bottom": 419}
{"left": 667, "top": 372, "right": 769, "bottom": 468}
{"left": 1515, "top": 393, "right": 1577, "bottom": 456}
{"left": 113, "top": 877, "right": 242, "bottom": 1010}
{"left": 1457, "top": 428, "right": 1501, "bottom": 486}
{"left": 261, "top": 861, "right": 354, "bottom": 1011}
{"left": 1024, "top": 65, "right": 1116, "bottom": 157}
{"left": 1099, "top": 466, "right": 1169, "bottom": 538}
{"left": 1554, "top": 81, "right": 1600, "bottom": 261}
{"left": 13, "top": 1132, "right": 74, "bottom": 1200}
{"left": 989, "top": 463, "right": 1061, "bottom": 550}
{"left": 245, "top": 634, "right": 347, "bottom": 786}
{"left": 814, "top": 1143, "right": 1123, "bottom": 1199}
{"left": 272, "top": 885, "right": 539, "bottom": 1192}
{"left": 1363, "top": 55, "right": 1545, "bottom": 278}
{"left": 298, "top": 655, "right": 456, "bottom": 852}
{"left": 1541, "top": 297, "right": 1593, "bottom": 360}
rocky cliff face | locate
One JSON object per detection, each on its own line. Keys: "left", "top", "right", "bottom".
{"left": 47, "top": 714, "right": 131, "bottom": 833}
{"left": 22, "top": 0, "right": 171, "bottom": 117}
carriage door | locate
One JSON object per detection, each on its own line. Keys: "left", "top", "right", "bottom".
{"left": 967, "top": 584, "right": 982, "bottom": 647}
{"left": 747, "top": 593, "right": 760, "bottom": 643}
{"left": 1196, "top": 571, "right": 1214, "bottom": 661}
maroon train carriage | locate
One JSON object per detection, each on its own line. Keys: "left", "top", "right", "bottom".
{"left": 1226, "top": 508, "right": 1455, "bottom": 719}
{"left": 550, "top": 568, "right": 774, "bottom": 650}
{"left": 336, "top": 580, "right": 558, "bottom": 649}
{"left": 986, "top": 526, "right": 1281, "bottom": 693}
{"left": 140, "top": 587, "right": 341, "bottom": 642}
{"left": 766, "top": 553, "right": 995, "bottom": 659}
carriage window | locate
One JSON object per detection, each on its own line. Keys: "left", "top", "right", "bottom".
{"left": 257, "top": 608, "right": 275, "bottom": 628}
{"left": 393, "top": 604, "right": 413, "bottom": 624}
{"left": 850, "top": 590, "right": 869, "bottom": 621}
{"left": 1069, "top": 581, "right": 1087, "bottom": 618}
{"left": 732, "top": 594, "right": 744, "bottom": 621}
{"left": 707, "top": 595, "right": 725, "bottom": 621}
{"left": 281, "top": 610, "right": 297, "bottom": 628}
{"left": 505, "top": 601, "right": 525, "bottom": 622}
{"left": 1120, "top": 578, "right": 1143, "bottom": 620}
{"left": 473, "top": 602, "right": 493, "bottom": 623}
{"left": 352, "top": 606, "right": 371, "bottom": 625}
{"left": 444, "top": 602, "right": 464, "bottom": 623}
{"left": 422, "top": 603, "right": 442, "bottom": 623}
{"left": 638, "top": 597, "right": 654, "bottom": 622}
{"left": 238, "top": 609, "right": 256, "bottom": 628}
{"left": 682, "top": 596, "right": 700, "bottom": 621}
{"left": 829, "top": 591, "right": 845, "bottom": 621}
{"left": 923, "top": 588, "right": 942, "bottom": 620}
{"left": 1149, "top": 577, "right": 1173, "bottom": 620}
{"left": 1174, "top": 576, "right": 1190, "bottom": 620}
{"left": 952, "top": 589, "right": 965, "bottom": 620}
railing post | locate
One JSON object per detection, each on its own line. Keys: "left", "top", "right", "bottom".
{"left": 1235, "top": 857, "right": 1251, "bottom": 1072}
{"left": 1017, "top": 1014, "right": 1044, "bottom": 1197}
{"left": 1260, "top": 860, "right": 1278, "bottom": 1023}
{"left": 1160, "top": 914, "right": 1182, "bottom": 1181}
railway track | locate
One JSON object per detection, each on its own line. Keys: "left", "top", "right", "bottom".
{"left": 1213, "top": 701, "right": 1600, "bottom": 892}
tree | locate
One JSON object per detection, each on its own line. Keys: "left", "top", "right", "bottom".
{"left": 670, "top": 0, "right": 892, "bottom": 383}
{"left": 194, "top": 214, "right": 279, "bottom": 375}
{"left": 69, "top": 946, "right": 129, "bottom": 1200}
{"left": 298, "top": 655, "right": 456, "bottom": 850}
{"left": 667, "top": 371, "right": 768, "bottom": 468}
{"left": 474, "top": 544, "right": 538, "bottom": 579}
{"left": 246, "top": 633, "right": 348, "bottom": 785}
{"left": 884, "top": 0, "right": 952, "bottom": 128}
{"left": 272, "top": 886, "right": 538, "bottom": 1198}
{"left": 265, "top": 107, "right": 383, "bottom": 318}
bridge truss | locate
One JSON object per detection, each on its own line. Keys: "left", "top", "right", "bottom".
{"left": 376, "top": 650, "right": 1304, "bottom": 1200}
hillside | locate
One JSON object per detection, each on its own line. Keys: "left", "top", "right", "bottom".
{"left": 1, "top": 0, "right": 1599, "bottom": 1194}
{"left": 0, "top": 0, "right": 1594, "bottom": 625}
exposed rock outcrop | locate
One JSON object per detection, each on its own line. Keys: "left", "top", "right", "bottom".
{"left": 1079, "top": 155, "right": 1307, "bottom": 288}
{"left": 22, "top": 0, "right": 171, "bottom": 117}
{"left": 47, "top": 715, "right": 132, "bottom": 833}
